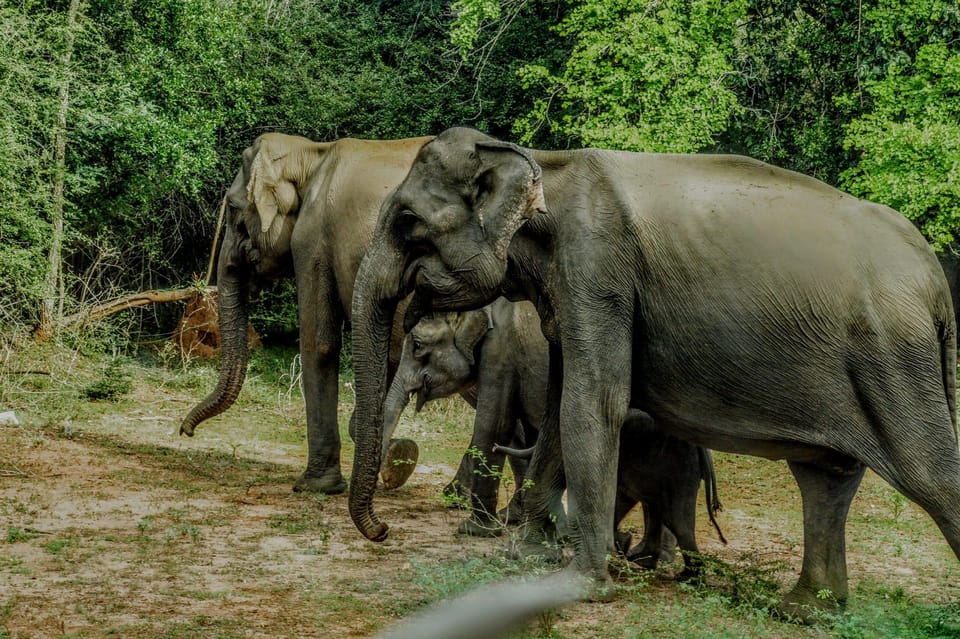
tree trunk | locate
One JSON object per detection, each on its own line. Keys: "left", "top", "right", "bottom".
{"left": 36, "top": 0, "right": 84, "bottom": 342}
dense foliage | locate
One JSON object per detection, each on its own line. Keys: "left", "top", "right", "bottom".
{"left": 0, "top": 0, "right": 957, "bottom": 340}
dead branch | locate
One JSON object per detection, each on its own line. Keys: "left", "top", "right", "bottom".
{"left": 58, "top": 285, "right": 216, "bottom": 331}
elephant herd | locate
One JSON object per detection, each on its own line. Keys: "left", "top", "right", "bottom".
{"left": 182, "top": 130, "right": 960, "bottom": 625}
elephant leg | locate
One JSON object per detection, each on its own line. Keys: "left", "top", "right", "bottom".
{"left": 779, "top": 459, "right": 865, "bottom": 623}
{"left": 842, "top": 340, "right": 960, "bottom": 565}
{"left": 457, "top": 445, "right": 509, "bottom": 537}
{"left": 557, "top": 318, "right": 631, "bottom": 601}
{"left": 499, "top": 421, "right": 530, "bottom": 525}
{"left": 667, "top": 506, "right": 702, "bottom": 580}
{"left": 626, "top": 504, "right": 665, "bottom": 571}
{"left": 458, "top": 386, "right": 519, "bottom": 537}
{"left": 443, "top": 454, "right": 473, "bottom": 508}
{"left": 292, "top": 269, "right": 347, "bottom": 494}
{"left": 513, "top": 344, "right": 566, "bottom": 562}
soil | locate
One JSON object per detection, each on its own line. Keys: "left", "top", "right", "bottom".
{"left": 1, "top": 370, "right": 958, "bottom": 638}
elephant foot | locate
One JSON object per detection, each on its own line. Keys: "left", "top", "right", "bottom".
{"left": 292, "top": 468, "right": 347, "bottom": 494}
{"left": 497, "top": 491, "right": 525, "bottom": 525}
{"left": 777, "top": 585, "right": 841, "bottom": 625}
{"left": 456, "top": 513, "right": 504, "bottom": 537}
{"left": 442, "top": 479, "right": 470, "bottom": 509}
{"left": 497, "top": 504, "right": 523, "bottom": 526}
{"left": 614, "top": 530, "right": 632, "bottom": 556}
{"left": 381, "top": 438, "right": 419, "bottom": 490}
{"left": 507, "top": 524, "right": 564, "bottom": 563}
{"left": 625, "top": 547, "right": 659, "bottom": 571}
{"left": 561, "top": 565, "right": 616, "bottom": 603}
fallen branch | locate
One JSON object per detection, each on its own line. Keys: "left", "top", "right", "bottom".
{"left": 60, "top": 285, "right": 216, "bottom": 330}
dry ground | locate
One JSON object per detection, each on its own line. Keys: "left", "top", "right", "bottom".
{"left": 1, "top": 345, "right": 959, "bottom": 638}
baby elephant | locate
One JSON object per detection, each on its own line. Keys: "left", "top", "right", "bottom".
{"left": 381, "top": 297, "right": 725, "bottom": 570}
{"left": 381, "top": 298, "right": 544, "bottom": 535}
{"left": 497, "top": 408, "right": 726, "bottom": 575}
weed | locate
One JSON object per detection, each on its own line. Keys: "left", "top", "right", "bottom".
{"left": 165, "top": 524, "right": 202, "bottom": 542}
{"left": 681, "top": 552, "right": 787, "bottom": 616}
{"left": 411, "top": 555, "right": 550, "bottom": 604}
{"left": 43, "top": 538, "right": 76, "bottom": 555}
{"left": 0, "top": 596, "right": 16, "bottom": 619}
{"left": 0, "top": 556, "right": 24, "bottom": 573}
{"left": 82, "top": 358, "right": 132, "bottom": 401}
{"left": 823, "top": 586, "right": 960, "bottom": 638}
{"left": 885, "top": 489, "right": 909, "bottom": 521}
{"left": 5, "top": 528, "right": 35, "bottom": 543}
{"left": 267, "top": 505, "right": 331, "bottom": 544}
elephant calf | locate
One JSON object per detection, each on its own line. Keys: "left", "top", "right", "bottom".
{"left": 497, "top": 408, "right": 726, "bottom": 575}
{"left": 380, "top": 297, "right": 725, "bottom": 573}
{"left": 380, "top": 298, "right": 544, "bottom": 535}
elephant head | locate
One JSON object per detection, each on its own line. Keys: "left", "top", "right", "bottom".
{"left": 349, "top": 128, "right": 547, "bottom": 541}
{"left": 379, "top": 308, "right": 491, "bottom": 489}
{"left": 180, "top": 133, "right": 327, "bottom": 437}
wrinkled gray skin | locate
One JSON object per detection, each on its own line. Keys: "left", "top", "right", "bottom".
{"left": 381, "top": 299, "right": 544, "bottom": 535}
{"left": 349, "top": 128, "right": 959, "bottom": 622}
{"left": 180, "top": 132, "right": 430, "bottom": 493}
{"left": 384, "top": 297, "right": 724, "bottom": 571}
{"left": 496, "top": 407, "right": 727, "bottom": 576}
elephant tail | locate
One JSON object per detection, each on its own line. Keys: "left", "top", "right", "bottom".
{"left": 493, "top": 442, "right": 535, "bottom": 460}
{"left": 699, "top": 447, "right": 728, "bottom": 545}
{"left": 941, "top": 316, "right": 957, "bottom": 448}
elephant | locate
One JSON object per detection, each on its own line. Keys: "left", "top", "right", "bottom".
{"left": 383, "top": 296, "right": 725, "bottom": 575}
{"left": 496, "top": 407, "right": 727, "bottom": 576}
{"left": 348, "top": 127, "right": 959, "bottom": 623}
{"left": 180, "top": 132, "right": 431, "bottom": 493}
{"left": 380, "top": 299, "right": 544, "bottom": 535}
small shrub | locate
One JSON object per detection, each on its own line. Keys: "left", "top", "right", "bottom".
{"left": 82, "top": 358, "right": 132, "bottom": 401}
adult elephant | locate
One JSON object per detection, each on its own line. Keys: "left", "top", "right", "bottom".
{"left": 180, "top": 132, "right": 430, "bottom": 493}
{"left": 348, "top": 128, "right": 959, "bottom": 621}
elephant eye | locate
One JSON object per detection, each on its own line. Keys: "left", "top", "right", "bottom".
{"left": 412, "top": 339, "right": 428, "bottom": 360}
{"left": 472, "top": 169, "right": 495, "bottom": 207}
{"left": 395, "top": 209, "right": 429, "bottom": 244}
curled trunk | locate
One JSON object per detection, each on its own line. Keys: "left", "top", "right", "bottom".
{"left": 180, "top": 256, "right": 251, "bottom": 437}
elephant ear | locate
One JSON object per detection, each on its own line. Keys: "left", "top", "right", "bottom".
{"left": 246, "top": 141, "right": 300, "bottom": 249}
{"left": 473, "top": 141, "right": 547, "bottom": 260}
{"left": 452, "top": 306, "right": 493, "bottom": 366}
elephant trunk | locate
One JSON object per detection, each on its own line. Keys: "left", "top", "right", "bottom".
{"left": 349, "top": 242, "right": 403, "bottom": 542}
{"left": 180, "top": 253, "right": 251, "bottom": 437}
{"left": 381, "top": 364, "right": 417, "bottom": 458}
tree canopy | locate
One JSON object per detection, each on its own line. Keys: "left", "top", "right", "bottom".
{"left": 1, "top": 0, "right": 957, "bottom": 339}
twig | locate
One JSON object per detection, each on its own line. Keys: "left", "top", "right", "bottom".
{"left": 204, "top": 195, "right": 228, "bottom": 286}
{"left": 0, "top": 464, "right": 33, "bottom": 478}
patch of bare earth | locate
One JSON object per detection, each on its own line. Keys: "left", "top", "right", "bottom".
{"left": 1, "top": 408, "right": 958, "bottom": 638}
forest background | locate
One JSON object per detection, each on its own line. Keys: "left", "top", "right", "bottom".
{"left": 1, "top": 0, "right": 958, "bottom": 347}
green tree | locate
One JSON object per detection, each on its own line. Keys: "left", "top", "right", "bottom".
{"left": 718, "top": 1, "right": 873, "bottom": 182}
{"left": 515, "top": 0, "right": 746, "bottom": 152}
{"left": 840, "top": 1, "right": 960, "bottom": 248}
{"left": 0, "top": 6, "right": 54, "bottom": 329}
